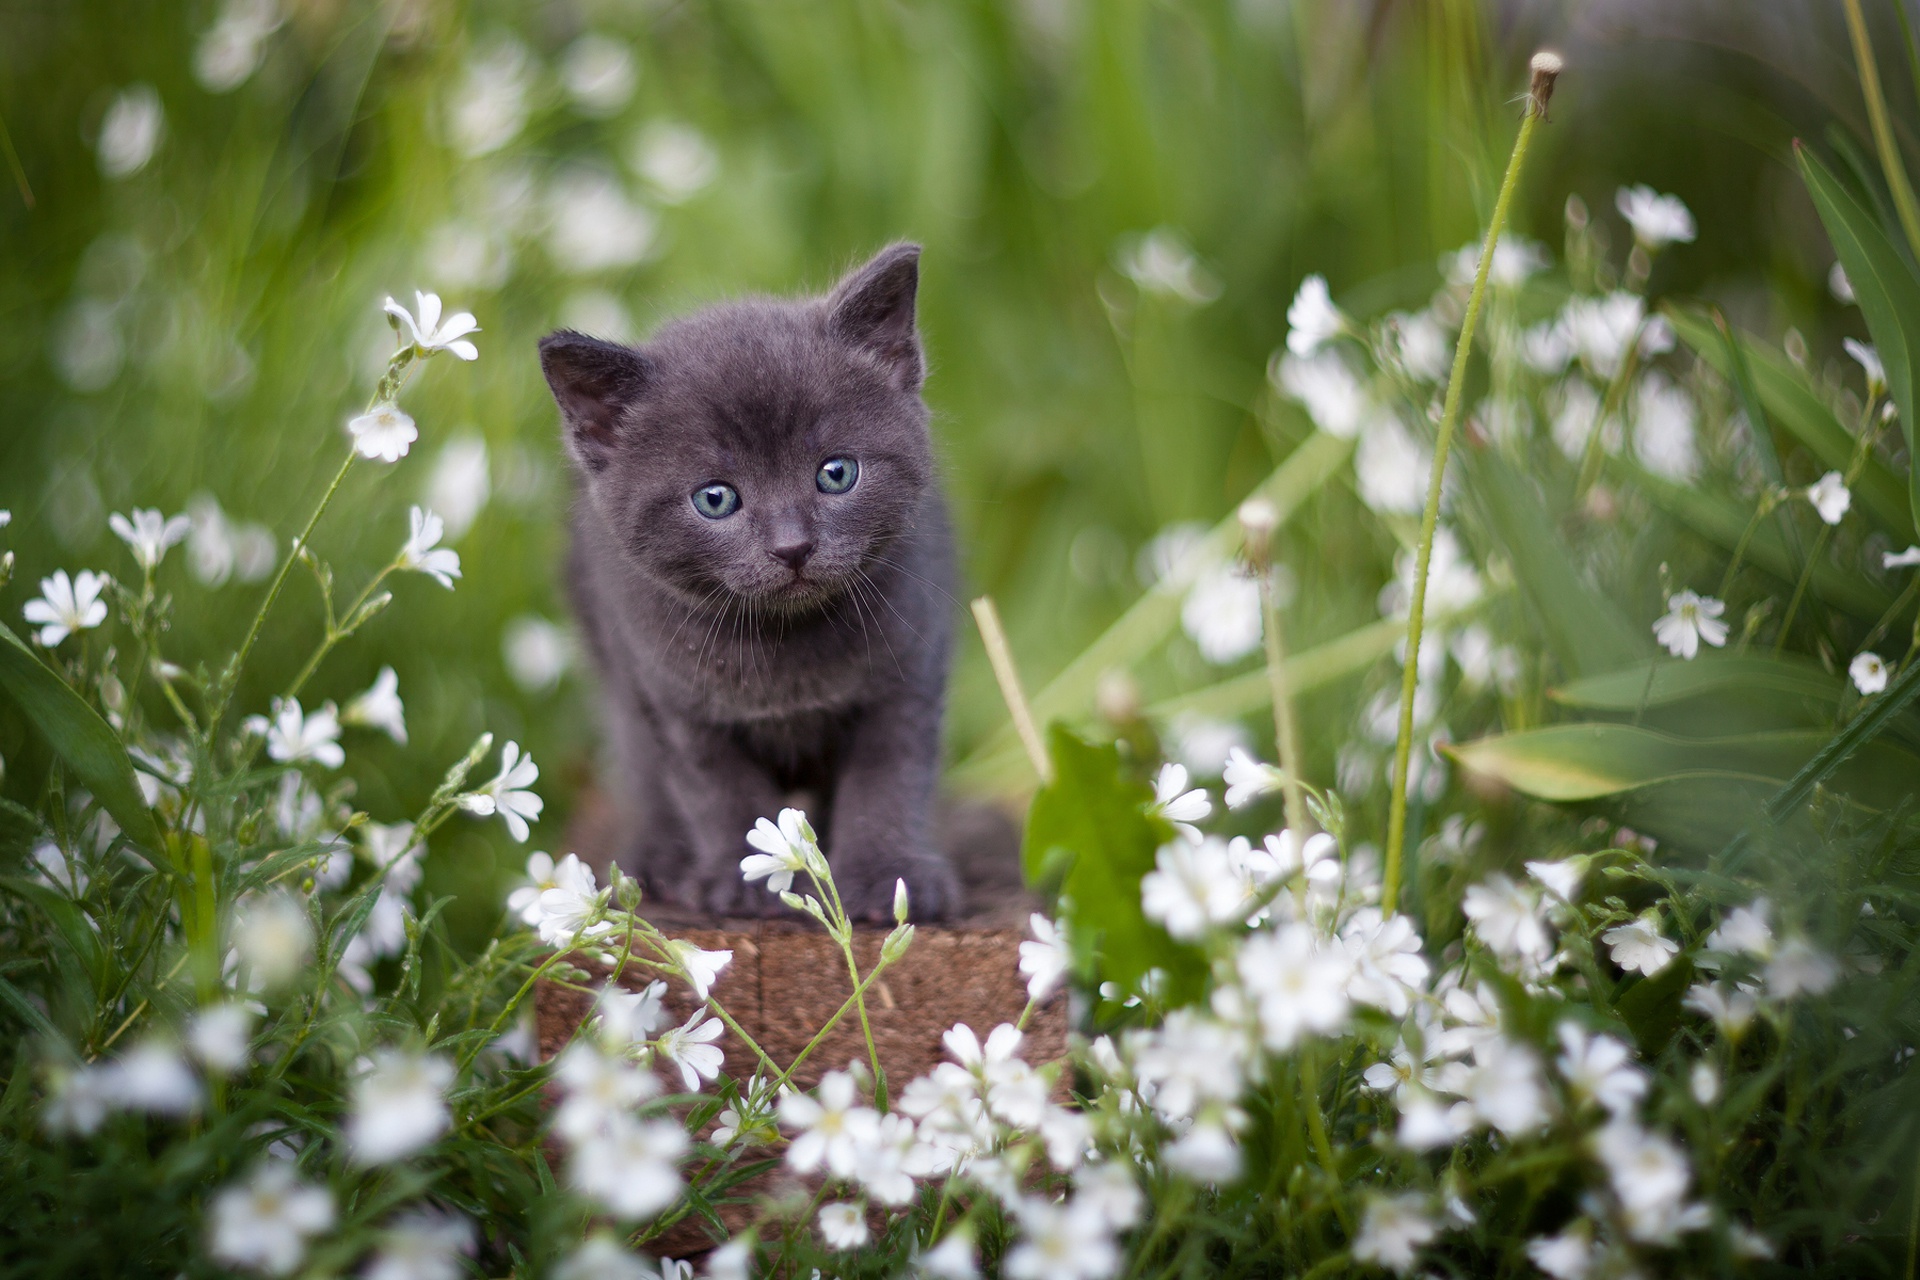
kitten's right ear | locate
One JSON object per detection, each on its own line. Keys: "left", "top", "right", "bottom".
{"left": 539, "top": 330, "right": 654, "bottom": 472}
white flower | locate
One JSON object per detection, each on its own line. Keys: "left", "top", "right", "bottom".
{"left": 779, "top": 1070, "right": 877, "bottom": 1178}
{"left": 1556, "top": 1022, "right": 1647, "bottom": 1116}
{"left": 1150, "top": 762, "right": 1212, "bottom": 838}
{"left": 254, "top": 697, "right": 345, "bottom": 769}
{"left": 1275, "top": 349, "right": 1371, "bottom": 438}
{"left": 1690, "top": 1060, "right": 1720, "bottom": 1105}
{"left": 741, "top": 808, "right": 819, "bottom": 893}
{"left": 653, "top": 1010, "right": 725, "bottom": 1091}
{"left": 1382, "top": 526, "right": 1482, "bottom": 617}
{"left": 528, "top": 854, "right": 609, "bottom": 949}
{"left": 1845, "top": 337, "right": 1886, "bottom": 393}
{"left": 1526, "top": 1221, "right": 1597, "bottom": 1280}
{"left": 348, "top": 404, "right": 418, "bottom": 463}
{"left": 666, "top": 940, "right": 732, "bottom": 1001}
{"left": 851, "top": 1110, "right": 925, "bottom": 1204}
{"left": 1591, "top": 1120, "right": 1705, "bottom": 1243}
{"left": 1705, "top": 899, "right": 1773, "bottom": 958}
{"left": 569, "top": 1115, "right": 688, "bottom": 1219}
{"left": 1221, "top": 748, "right": 1287, "bottom": 809}
{"left": 109, "top": 508, "right": 190, "bottom": 571}
{"left": 1163, "top": 1118, "right": 1242, "bottom": 1182}
{"left": 1684, "top": 982, "right": 1760, "bottom": 1037}
{"left": 545, "top": 168, "right": 657, "bottom": 275}
{"left": 1232, "top": 922, "right": 1353, "bottom": 1051}
{"left": 562, "top": 34, "right": 637, "bottom": 116}
{"left": 447, "top": 40, "right": 531, "bottom": 157}
{"left": 1615, "top": 184, "right": 1696, "bottom": 248}
{"left": 1524, "top": 319, "right": 1574, "bottom": 375}
{"left": 1181, "top": 563, "right": 1262, "bottom": 665}
{"left": 99, "top": 1040, "right": 202, "bottom": 1116}
{"left": 397, "top": 506, "right": 462, "bottom": 589}
{"left": 1805, "top": 470, "right": 1852, "bottom": 525}
{"left": 1601, "top": 912, "right": 1678, "bottom": 976}
{"left": 918, "top": 1227, "right": 981, "bottom": 1280}
{"left": 506, "top": 851, "right": 565, "bottom": 926}
{"left": 503, "top": 615, "right": 573, "bottom": 692}
{"left": 631, "top": 120, "right": 720, "bottom": 203}
{"left": 459, "top": 740, "right": 543, "bottom": 841}
{"left": 207, "top": 1161, "right": 335, "bottom": 1276}
{"left": 1561, "top": 292, "right": 1647, "bottom": 379}
{"left": 364, "top": 1212, "right": 476, "bottom": 1280}
{"left": 1850, "top": 651, "right": 1890, "bottom": 695}
{"left": 1352, "top": 1193, "right": 1437, "bottom": 1274}
{"left": 1884, "top": 545, "right": 1920, "bottom": 569}
{"left": 1120, "top": 228, "right": 1218, "bottom": 303}
{"left": 423, "top": 432, "right": 490, "bottom": 540}
{"left": 188, "top": 1003, "right": 255, "bottom": 1075}
{"left": 97, "top": 85, "right": 164, "bottom": 178}
{"left": 342, "top": 665, "right": 407, "bottom": 744}
{"left": 1355, "top": 416, "right": 1431, "bottom": 516}
{"left": 194, "top": 0, "right": 280, "bottom": 93}
{"left": 1651, "top": 590, "right": 1728, "bottom": 660}
{"left": 818, "top": 1201, "right": 870, "bottom": 1250}
{"left": 1460, "top": 1037, "right": 1551, "bottom": 1135}
{"left": 1005, "top": 1198, "right": 1119, "bottom": 1280}
{"left": 1340, "top": 908, "right": 1430, "bottom": 1016}
{"left": 1462, "top": 874, "right": 1552, "bottom": 965}
{"left": 1443, "top": 238, "right": 1547, "bottom": 289}
{"left": 1142, "top": 837, "right": 1247, "bottom": 940}
{"left": 1525, "top": 858, "right": 1584, "bottom": 903}
{"left": 1765, "top": 936, "right": 1839, "bottom": 998}
{"left": 347, "top": 1050, "right": 453, "bottom": 1164}
{"left": 553, "top": 1042, "right": 661, "bottom": 1141}
{"left": 384, "top": 291, "right": 480, "bottom": 361}
{"left": 1832, "top": 260, "right": 1856, "bottom": 303}
{"left": 592, "top": 980, "right": 669, "bottom": 1050}
{"left": 1394, "top": 1090, "right": 1475, "bottom": 1151}
{"left": 1132, "top": 1008, "right": 1248, "bottom": 1121}
{"left": 22, "top": 569, "right": 111, "bottom": 646}
{"left": 1285, "top": 274, "right": 1345, "bottom": 354}
{"left": 1388, "top": 310, "right": 1451, "bottom": 382}
{"left": 232, "top": 891, "right": 314, "bottom": 989}
{"left": 552, "top": 1228, "right": 656, "bottom": 1280}
{"left": 1633, "top": 371, "right": 1698, "bottom": 482}
{"left": 1019, "top": 913, "right": 1072, "bottom": 1002}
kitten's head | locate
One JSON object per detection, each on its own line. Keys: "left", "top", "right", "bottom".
{"left": 540, "top": 244, "right": 933, "bottom": 611}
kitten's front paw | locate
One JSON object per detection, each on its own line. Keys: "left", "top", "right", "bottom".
{"left": 701, "top": 870, "right": 791, "bottom": 920}
{"left": 839, "top": 852, "right": 962, "bottom": 923}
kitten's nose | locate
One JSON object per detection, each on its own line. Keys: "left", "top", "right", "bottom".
{"left": 770, "top": 537, "right": 816, "bottom": 571}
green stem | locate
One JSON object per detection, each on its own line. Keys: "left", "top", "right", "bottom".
{"left": 285, "top": 564, "right": 397, "bottom": 701}
{"left": 1383, "top": 96, "right": 1543, "bottom": 913}
{"left": 1844, "top": 0, "right": 1920, "bottom": 263}
{"left": 1259, "top": 566, "right": 1310, "bottom": 835}
{"left": 1718, "top": 491, "right": 1781, "bottom": 601}
{"left": 1574, "top": 336, "right": 1642, "bottom": 498}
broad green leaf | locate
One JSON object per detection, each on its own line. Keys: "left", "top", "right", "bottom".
{"left": 1668, "top": 305, "right": 1914, "bottom": 541}
{"left": 1799, "top": 144, "right": 1920, "bottom": 531}
{"left": 1553, "top": 655, "right": 1842, "bottom": 711}
{"left": 1447, "top": 723, "right": 1918, "bottom": 804}
{"left": 1619, "top": 460, "right": 1892, "bottom": 622}
{"left": 1467, "top": 446, "right": 1646, "bottom": 676}
{"left": 1614, "top": 956, "right": 1694, "bottom": 1056}
{"left": 1021, "top": 723, "right": 1198, "bottom": 1000}
{"left": 0, "top": 622, "right": 161, "bottom": 853}
{"left": 1762, "top": 647, "right": 1920, "bottom": 825}
{"left": 955, "top": 430, "right": 1353, "bottom": 787}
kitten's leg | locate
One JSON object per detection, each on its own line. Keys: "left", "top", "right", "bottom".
{"left": 654, "top": 717, "right": 792, "bottom": 917}
{"left": 827, "top": 688, "right": 960, "bottom": 921}
{"left": 604, "top": 695, "right": 699, "bottom": 906}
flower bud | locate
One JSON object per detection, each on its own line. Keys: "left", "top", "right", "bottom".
{"left": 1094, "top": 668, "right": 1142, "bottom": 727}
{"left": 1528, "top": 51, "right": 1563, "bottom": 119}
{"left": 892, "top": 878, "right": 909, "bottom": 924}
{"left": 1237, "top": 495, "right": 1279, "bottom": 563}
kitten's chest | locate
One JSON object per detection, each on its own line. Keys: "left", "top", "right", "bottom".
{"left": 630, "top": 597, "right": 884, "bottom": 722}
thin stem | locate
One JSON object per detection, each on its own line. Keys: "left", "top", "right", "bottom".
{"left": 1718, "top": 491, "right": 1781, "bottom": 601}
{"left": 971, "top": 596, "right": 1053, "bottom": 785}
{"left": 1383, "top": 90, "right": 1544, "bottom": 913}
{"left": 1257, "top": 566, "right": 1309, "bottom": 834}
{"left": 1575, "top": 338, "right": 1642, "bottom": 498}
{"left": 285, "top": 564, "right": 397, "bottom": 701}
{"left": 208, "top": 443, "right": 358, "bottom": 734}
{"left": 1844, "top": 0, "right": 1920, "bottom": 263}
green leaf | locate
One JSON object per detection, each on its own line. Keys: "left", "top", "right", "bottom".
{"left": 1762, "top": 646, "right": 1920, "bottom": 825}
{"left": 1553, "top": 654, "right": 1842, "bottom": 712}
{"left": 1467, "top": 446, "right": 1646, "bottom": 676}
{"left": 1798, "top": 143, "right": 1920, "bottom": 531}
{"left": 1021, "top": 723, "right": 1198, "bottom": 1000}
{"left": 1446, "top": 723, "right": 1918, "bottom": 804}
{"left": 1614, "top": 956, "right": 1694, "bottom": 1056}
{"left": 1668, "top": 304, "right": 1915, "bottom": 541}
{"left": 0, "top": 796, "right": 42, "bottom": 862}
{"left": 0, "top": 622, "right": 161, "bottom": 853}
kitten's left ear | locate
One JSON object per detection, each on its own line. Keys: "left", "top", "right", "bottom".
{"left": 827, "top": 242, "right": 923, "bottom": 391}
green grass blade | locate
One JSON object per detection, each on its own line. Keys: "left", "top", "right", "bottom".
{"left": 1764, "top": 649, "right": 1920, "bottom": 823}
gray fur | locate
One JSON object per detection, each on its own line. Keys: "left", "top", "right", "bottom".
{"left": 540, "top": 244, "right": 959, "bottom": 921}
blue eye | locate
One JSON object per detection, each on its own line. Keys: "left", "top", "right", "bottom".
{"left": 817, "top": 457, "right": 858, "bottom": 494}
{"left": 692, "top": 483, "right": 740, "bottom": 519}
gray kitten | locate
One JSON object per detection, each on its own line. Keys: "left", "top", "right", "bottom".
{"left": 540, "top": 244, "right": 959, "bottom": 921}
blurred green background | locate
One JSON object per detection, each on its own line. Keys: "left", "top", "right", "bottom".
{"left": 0, "top": 0, "right": 1884, "bottom": 941}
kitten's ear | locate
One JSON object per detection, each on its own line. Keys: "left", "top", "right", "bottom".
{"left": 539, "top": 330, "right": 654, "bottom": 472}
{"left": 827, "top": 242, "right": 923, "bottom": 391}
